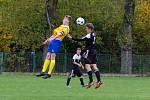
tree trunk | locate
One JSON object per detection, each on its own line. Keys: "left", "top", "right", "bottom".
{"left": 49, "top": 0, "right": 58, "bottom": 18}
{"left": 43, "top": 0, "right": 58, "bottom": 60}
{"left": 121, "top": 0, "right": 135, "bottom": 74}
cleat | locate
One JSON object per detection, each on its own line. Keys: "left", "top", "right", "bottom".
{"left": 67, "top": 85, "right": 71, "bottom": 88}
{"left": 81, "top": 85, "right": 86, "bottom": 88}
{"left": 86, "top": 82, "right": 94, "bottom": 89}
{"left": 95, "top": 82, "right": 103, "bottom": 89}
{"left": 72, "top": 75, "right": 76, "bottom": 78}
{"left": 42, "top": 74, "right": 51, "bottom": 79}
{"left": 36, "top": 73, "right": 45, "bottom": 77}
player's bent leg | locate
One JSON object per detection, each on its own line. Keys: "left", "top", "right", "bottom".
{"left": 92, "top": 64, "right": 101, "bottom": 82}
{"left": 36, "top": 53, "right": 51, "bottom": 77}
{"left": 66, "top": 77, "right": 71, "bottom": 87}
{"left": 66, "top": 72, "right": 73, "bottom": 87}
{"left": 42, "top": 53, "right": 51, "bottom": 72}
{"left": 77, "top": 70, "right": 85, "bottom": 87}
{"left": 85, "top": 64, "right": 94, "bottom": 89}
{"left": 79, "top": 76, "right": 85, "bottom": 87}
{"left": 91, "top": 64, "right": 103, "bottom": 89}
{"left": 48, "top": 53, "right": 56, "bottom": 75}
{"left": 42, "top": 53, "right": 56, "bottom": 79}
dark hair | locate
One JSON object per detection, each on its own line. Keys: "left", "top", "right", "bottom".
{"left": 65, "top": 15, "right": 72, "bottom": 22}
{"left": 85, "top": 23, "right": 94, "bottom": 30}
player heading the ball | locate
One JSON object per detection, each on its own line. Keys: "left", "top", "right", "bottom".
{"left": 36, "top": 15, "right": 72, "bottom": 79}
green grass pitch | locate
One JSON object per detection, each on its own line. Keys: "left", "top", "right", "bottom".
{"left": 0, "top": 74, "right": 150, "bottom": 100}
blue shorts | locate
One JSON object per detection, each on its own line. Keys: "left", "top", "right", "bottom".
{"left": 48, "top": 39, "right": 62, "bottom": 53}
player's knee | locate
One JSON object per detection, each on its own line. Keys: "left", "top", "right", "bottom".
{"left": 86, "top": 69, "right": 92, "bottom": 72}
{"left": 47, "top": 56, "right": 51, "bottom": 60}
{"left": 51, "top": 53, "right": 56, "bottom": 60}
{"left": 94, "top": 68, "right": 99, "bottom": 72}
{"left": 85, "top": 64, "right": 91, "bottom": 71}
{"left": 68, "top": 74, "right": 72, "bottom": 78}
{"left": 68, "top": 76, "right": 72, "bottom": 78}
{"left": 46, "top": 53, "right": 51, "bottom": 60}
{"left": 79, "top": 75, "right": 83, "bottom": 78}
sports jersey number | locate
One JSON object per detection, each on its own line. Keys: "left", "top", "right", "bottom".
{"left": 93, "top": 37, "right": 96, "bottom": 44}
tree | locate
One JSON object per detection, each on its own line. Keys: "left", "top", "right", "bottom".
{"left": 42, "top": 0, "right": 58, "bottom": 60}
{"left": 133, "top": 0, "right": 150, "bottom": 53}
{"left": 121, "top": 0, "right": 135, "bottom": 74}
{"left": 1, "top": 0, "right": 48, "bottom": 52}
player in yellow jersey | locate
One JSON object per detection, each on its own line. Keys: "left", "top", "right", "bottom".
{"left": 36, "top": 15, "right": 72, "bottom": 79}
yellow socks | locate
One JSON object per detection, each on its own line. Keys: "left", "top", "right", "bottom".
{"left": 41, "top": 59, "right": 55, "bottom": 75}
{"left": 48, "top": 60, "right": 55, "bottom": 75}
{"left": 42, "top": 59, "right": 50, "bottom": 73}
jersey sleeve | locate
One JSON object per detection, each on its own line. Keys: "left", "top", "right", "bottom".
{"left": 79, "top": 55, "right": 82, "bottom": 63}
{"left": 72, "top": 54, "right": 76, "bottom": 62}
{"left": 72, "top": 34, "right": 90, "bottom": 42}
{"left": 72, "top": 37, "right": 86, "bottom": 42}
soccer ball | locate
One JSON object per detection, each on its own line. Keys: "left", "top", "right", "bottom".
{"left": 76, "top": 17, "right": 85, "bottom": 25}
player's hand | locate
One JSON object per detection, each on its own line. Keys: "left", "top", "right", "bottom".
{"left": 82, "top": 66, "right": 84, "bottom": 69}
{"left": 42, "top": 40, "right": 48, "bottom": 45}
{"left": 81, "top": 65, "right": 84, "bottom": 69}
{"left": 48, "top": 38, "right": 53, "bottom": 43}
{"left": 67, "top": 34, "right": 72, "bottom": 39}
{"left": 78, "top": 64, "right": 82, "bottom": 67}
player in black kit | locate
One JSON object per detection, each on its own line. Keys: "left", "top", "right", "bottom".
{"left": 68, "top": 23, "right": 102, "bottom": 89}
{"left": 66, "top": 48, "right": 85, "bottom": 88}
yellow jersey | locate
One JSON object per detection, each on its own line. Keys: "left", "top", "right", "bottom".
{"left": 53, "top": 25, "right": 70, "bottom": 41}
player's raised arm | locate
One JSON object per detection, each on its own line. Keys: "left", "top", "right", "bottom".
{"left": 47, "top": 33, "right": 61, "bottom": 41}
{"left": 67, "top": 33, "right": 72, "bottom": 39}
{"left": 67, "top": 32, "right": 87, "bottom": 41}
{"left": 42, "top": 35, "right": 54, "bottom": 45}
{"left": 79, "top": 62, "right": 84, "bottom": 69}
{"left": 72, "top": 36, "right": 87, "bottom": 42}
{"left": 43, "top": 31, "right": 66, "bottom": 45}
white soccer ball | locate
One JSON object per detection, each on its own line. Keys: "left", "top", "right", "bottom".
{"left": 76, "top": 17, "right": 85, "bottom": 25}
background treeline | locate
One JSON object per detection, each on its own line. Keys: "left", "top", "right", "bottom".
{"left": 1, "top": 0, "right": 150, "bottom": 54}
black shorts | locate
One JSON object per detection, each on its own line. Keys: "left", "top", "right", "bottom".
{"left": 82, "top": 49, "right": 97, "bottom": 64}
{"left": 69, "top": 67, "right": 83, "bottom": 77}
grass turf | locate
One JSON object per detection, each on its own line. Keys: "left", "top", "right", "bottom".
{"left": 0, "top": 74, "right": 150, "bottom": 100}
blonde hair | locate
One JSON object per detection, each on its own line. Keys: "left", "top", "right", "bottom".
{"left": 65, "top": 15, "right": 72, "bottom": 22}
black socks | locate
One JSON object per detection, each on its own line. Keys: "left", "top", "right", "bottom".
{"left": 87, "top": 71, "right": 93, "bottom": 83}
{"left": 95, "top": 71, "right": 101, "bottom": 82}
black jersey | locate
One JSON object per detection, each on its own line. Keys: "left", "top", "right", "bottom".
{"left": 72, "top": 32, "right": 96, "bottom": 50}
{"left": 72, "top": 33, "right": 97, "bottom": 64}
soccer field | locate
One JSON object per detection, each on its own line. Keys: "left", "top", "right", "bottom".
{"left": 0, "top": 74, "right": 150, "bottom": 100}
